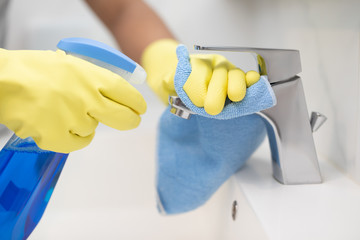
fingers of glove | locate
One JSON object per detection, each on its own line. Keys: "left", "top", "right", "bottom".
{"left": 204, "top": 64, "right": 228, "bottom": 115}
{"left": 228, "top": 68, "right": 247, "bottom": 102}
{"left": 89, "top": 98, "right": 141, "bottom": 131}
{"left": 34, "top": 132, "right": 95, "bottom": 153}
{"left": 183, "top": 58, "right": 213, "bottom": 107}
{"left": 99, "top": 75, "right": 147, "bottom": 115}
{"left": 245, "top": 70, "right": 261, "bottom": 87}
{"left": 57, "top": 51, "right": 146, "bottom": 115}
{"left": 69, "top": 115, "right": 99, "bottom": 138}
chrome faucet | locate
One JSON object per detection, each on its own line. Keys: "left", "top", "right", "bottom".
{"left": 169, "top": 45, "right": 327, "bottom": 185}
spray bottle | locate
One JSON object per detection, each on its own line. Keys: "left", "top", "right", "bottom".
{"left": 0, "top": 38, "right": 146, "bottom": 239}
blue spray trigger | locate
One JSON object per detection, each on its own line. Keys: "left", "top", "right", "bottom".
{"left": 57, "top": 37, "right": 136, "bottom": 73}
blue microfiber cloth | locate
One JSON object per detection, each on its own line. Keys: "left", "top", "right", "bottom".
{"left": 156, "top": 45, "right": 276, "bottom": 214}
{"left": 174, "top": 45, "right": 276, "bottom": 119}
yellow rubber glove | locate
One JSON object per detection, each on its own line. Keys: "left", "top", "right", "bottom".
{"left": 141, "top": 39, "right": 178, "bottom": 104}
{"left": 183, "top": 56, "right": 260, "bottom": 115}
{"left": 0, "top": 48, "right": 147, "bottom": 153}
{"left": 141, "top": 39, "right": 260, "bottom": 115}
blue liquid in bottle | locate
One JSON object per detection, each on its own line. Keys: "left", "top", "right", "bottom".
{"left": 0, "top": 134, "right": 68, "bottom": 240}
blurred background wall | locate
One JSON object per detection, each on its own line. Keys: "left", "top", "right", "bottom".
{"left": 3, "top": 0, "right": 360, "bottom": 238}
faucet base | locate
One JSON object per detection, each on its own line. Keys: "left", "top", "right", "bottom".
{"left": 258, "top": 77, "right": 322, "bottom": 185}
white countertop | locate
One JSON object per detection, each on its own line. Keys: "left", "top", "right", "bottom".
{"left": 233, "top": 143, "right": 360, "bottom": 240}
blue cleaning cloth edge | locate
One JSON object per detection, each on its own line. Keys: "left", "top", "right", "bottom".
{"left": 174, "top": 45, "right": 277, "bottom": 120}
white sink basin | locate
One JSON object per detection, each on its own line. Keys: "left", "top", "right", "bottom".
{"left": 231, "top": 142, "right": 360, "bottom": 240}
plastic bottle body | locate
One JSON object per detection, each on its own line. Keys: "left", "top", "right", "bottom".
{"left": 0, "top": 134, "right": 68, "bottom": 240}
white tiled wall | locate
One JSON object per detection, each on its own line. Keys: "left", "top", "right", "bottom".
{"left": 4, "top": 0, "right": 360, "bottom": 238}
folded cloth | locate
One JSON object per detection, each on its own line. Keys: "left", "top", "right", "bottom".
{"left": 156, "top": 45, "right": 276, "bottom": 214}
{"left": 174, "top": 45, "right": 276, "bottom": 120}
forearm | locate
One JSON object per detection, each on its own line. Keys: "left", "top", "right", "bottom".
{"left": 86, "top": 0, "right": 175, "bottom": 63}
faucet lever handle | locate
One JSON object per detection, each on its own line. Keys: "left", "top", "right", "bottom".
{"left": 310, "top": 112, "right": 327, "bottom": 132}
{"left": 194, "top": 45, "right": 302, "bottom": 84}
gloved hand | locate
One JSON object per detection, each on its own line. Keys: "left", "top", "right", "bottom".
{"left": 0, "top": 48, "right": 147, "bottom": 153}
{"left": 141, "top": 39, "right": 178, "bottom": 104}
{"left": 141, "top": 39, "right": 260, "bottom": 115}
